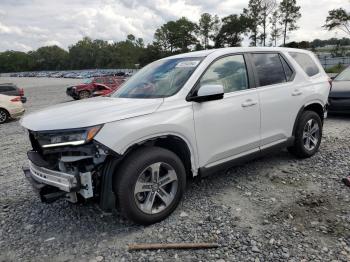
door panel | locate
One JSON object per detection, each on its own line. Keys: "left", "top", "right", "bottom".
{"left": 192, "top": 54, "right": 260, "bottom": 168}
{"left": 193, "top": 90, "right": 260, "bottom": 167}
{"left": 250, "top": 53, "right": 303, "bottom": 146}
{"left": 258, "top": 83, "right": 302, "bottom": 146}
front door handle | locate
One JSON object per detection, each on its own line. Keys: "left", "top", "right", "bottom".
{"left": 292, "top": 90, "right": 302, "bottom": 96}
{"left": 241, "top": 99, "right": 258, "bottom": 107}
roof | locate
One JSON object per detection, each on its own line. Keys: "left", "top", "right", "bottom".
{"left": 164, "top": 47, "right": 313, "bottom": 59}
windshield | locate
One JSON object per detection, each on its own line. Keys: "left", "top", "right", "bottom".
{"left": 112, "top": 57, "right": 203, "bottom": 98}
{"left": 335, "top": 67, "right": 350, "bottom": 81}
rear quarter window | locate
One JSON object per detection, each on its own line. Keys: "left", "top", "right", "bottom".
{"left": 289, "top": 52, "right": 319, "bottom": 77}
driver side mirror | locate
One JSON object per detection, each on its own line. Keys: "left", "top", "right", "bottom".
{"left": 188, "top": 84, "right": 224, "bottom": 103}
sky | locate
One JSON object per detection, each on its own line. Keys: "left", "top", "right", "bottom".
{"left": 0, "top": 0, "right": 348, "bottom": 52}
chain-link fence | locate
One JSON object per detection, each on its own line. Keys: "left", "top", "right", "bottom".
{"left": 317, "top": 56, "right": 350, "bottom": 69}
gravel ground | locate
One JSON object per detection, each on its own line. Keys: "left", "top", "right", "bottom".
{"left": 1, "top": 77, "right": 350, "bottom": 262}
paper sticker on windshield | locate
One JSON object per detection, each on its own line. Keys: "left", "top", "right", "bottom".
{"left": 176, "top": 60, "right": 200, "bottom": 68}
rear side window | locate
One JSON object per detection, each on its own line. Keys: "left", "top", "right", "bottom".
{"left": 289, "top": 52, "right": 319, "bottom": 77}
{"left": 251, "top": 53, "right": 287, "bottom": 87}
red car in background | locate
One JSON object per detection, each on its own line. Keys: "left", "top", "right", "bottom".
{"left": 66, "top": 76, "right": 126, "bottom": 100}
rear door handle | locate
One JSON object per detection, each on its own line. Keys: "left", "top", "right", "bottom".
{"left": 292, "top": 90, "right": 302, "bottom": 96}
{"left": 241, "top": 99, "right": 258, "bottom": 107}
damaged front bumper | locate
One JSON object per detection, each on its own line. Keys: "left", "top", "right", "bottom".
{"left": 23, "top": 156, "right": 94, "bottom": 203}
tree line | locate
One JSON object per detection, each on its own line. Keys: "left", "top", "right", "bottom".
{"left": 0, "top": 0, "right": 349, "bottom": 73}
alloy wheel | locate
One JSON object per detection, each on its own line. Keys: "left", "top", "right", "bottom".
{"left": 0, "top": 110, "right": 7, "bottom": 123}
{"left": 134, "top": 162, "right": 178, "bottom": 215}
{"left": 302, "top": 119, "right": 320, "bottom": 151}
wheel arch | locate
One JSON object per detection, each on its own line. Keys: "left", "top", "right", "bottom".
{"left": 0, "top": 107, "right": 10, "bottom": 120}
{"left": 122, "top": 134, "right": 197, "bottom": 178}
{"left": 99, "top": 133, "right": 197, "bottom": 211}
{"left": 292, "top": 102, "right": 325, "bottom": 136}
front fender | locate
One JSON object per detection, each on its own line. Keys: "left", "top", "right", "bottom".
{"left": 94, "top": 106, "right": 199, "bottom": 174}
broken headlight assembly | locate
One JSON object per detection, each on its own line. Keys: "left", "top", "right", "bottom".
{"left": 34, "top": 125, "right": 103, "bottom": 148}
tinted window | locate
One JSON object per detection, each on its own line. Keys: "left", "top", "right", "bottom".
{"left": 252, "top": 53, "right": 286, "bottom": 87}
{"left": 280, "top": 56, "right": 294, "bottom": 81}
{"left": 94, "top": 78, "right": 103, "bottom": 83}
{"left": 200, "top": 55, "right": 248, "bottom": 93}
{"left": 289, "top": 52, "right": 319, "bottom": 77}
{"left": 0, "top": 85, "right": 15, "bottom": 92}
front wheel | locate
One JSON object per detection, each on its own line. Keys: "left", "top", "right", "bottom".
{"left": 288, "top": 110, "right": 322, "bottom": 158}
{"left": 114, "top": 147, "right": 186, "bottom": 225}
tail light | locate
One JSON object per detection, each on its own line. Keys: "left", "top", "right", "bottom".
{"left": 10, "top": 96, "right": 21, "bottom": 102}
{"left": 19, "top": 88, "right": 24, "bottom": 96}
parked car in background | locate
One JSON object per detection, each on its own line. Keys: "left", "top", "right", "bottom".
{"left": 0, "top": 83, "right": 26, "bottom": 103}
{"left": 0, "top": 94, "right": 25, "bottom": 124}
{"left": 22, "top": 47, "right": 330, "bottom": 225}
{"left": 328, "top": 66, "right": 350, "bottom": 114}
{"left": 66, "top": 76, "right": 126, "bottom": 99}
{"left": 91, "top": 84, "right": 115, "bottom": 97}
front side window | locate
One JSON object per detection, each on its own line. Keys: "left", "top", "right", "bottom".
{"left": 252, "top": 53, "right": 287, "bottom": 87}
{"left": 113, "top": 57, "right": 202, "bottom": 98}
{"left": 335, "top": 67, "right": 350, "bottom": 81}
{"left": 199, "top": 55, "right": 248, "bottom": 93}
{"left": 289, "top": 52, "right": 320, "bottom": 77}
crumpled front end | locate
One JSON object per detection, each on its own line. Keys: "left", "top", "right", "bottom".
{"left": 23, "top": 129, "right": 118, "bottom": 206}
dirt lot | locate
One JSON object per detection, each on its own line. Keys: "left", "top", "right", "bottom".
{"left": 1, "top": 77, "right": 350, "bottom": 262}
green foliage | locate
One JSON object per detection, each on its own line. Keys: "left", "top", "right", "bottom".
{"left": 215, "top": 14, "right": 249, "bottom": 47}
{"left": 278, "top": 0, "right": 301, "bottom": 46}
{"left": 270, "top": 10, "right": 282, "bottom": 46}
{"left": 154, "top": 17, "right": 198, "bottom": 52}
{"left": 243, "top": 0, "right": 264, "bottom": 46}
{"left": 323, "top": 8, "right": 350, "bottom": 35}
{"left": 325, "top": 63, "right": 346, "bottom": 74}
{"left": 198, "top": 13, "right": 220, "bottom": 49}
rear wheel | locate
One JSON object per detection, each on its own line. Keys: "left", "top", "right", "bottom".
{"left": 0, "top": 109, "right": 9, "bottom": 124}
{"left": 79, "top": 90, "right": 90, "bottom": 99}
{"left": 288, "top": 111, "right": 322, "bottom": 158}
{"left": 115, "top": 147, "right": 186, "bottom": 225}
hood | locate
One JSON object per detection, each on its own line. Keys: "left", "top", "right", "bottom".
{"left": 21, "top": 97, "right": 163, "bottom": 131}
{"left": 329, "top": 81, "right": 350, "bottom": 98}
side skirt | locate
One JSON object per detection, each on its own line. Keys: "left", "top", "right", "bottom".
{"left": 198, "top": 137, "right": 294, "bottom": 178}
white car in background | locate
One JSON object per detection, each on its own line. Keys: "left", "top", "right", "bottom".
{"left": 21, "top": 47, "right": 330, "bottom": 225}
{"left": 0, "top": 94, "right": 25, "bottom": 124}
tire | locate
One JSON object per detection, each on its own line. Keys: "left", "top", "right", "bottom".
{"left": 78, "top": 90, "right": 90, "bottom": 99}
{"left": 114, "top": 147, "right": 186, "bottom": 225}
{"left": 0, "top": 108, "right": 9, "bottom": 124}
{"left": 288, "top": 110, "right": 322, "bottom": 158}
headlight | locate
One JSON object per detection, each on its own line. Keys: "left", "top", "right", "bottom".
{"left": 36, "top": 125, "right": 103, "bottom": 148}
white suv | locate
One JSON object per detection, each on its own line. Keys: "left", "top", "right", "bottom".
{"left": 21, "top": 47, "right": 330, "bottom": 225}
